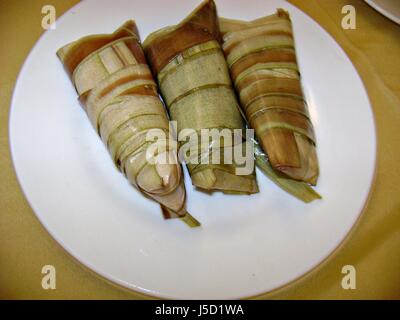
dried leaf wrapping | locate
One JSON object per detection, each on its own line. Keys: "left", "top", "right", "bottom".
{"left": 57, "top": 21, "right": 200, "bottom": 226}
{"left": 143, "top": 0, "right": 259, "bottom": 194}
{"left": 220, "top": 9, "right": 319, "bottom": 185}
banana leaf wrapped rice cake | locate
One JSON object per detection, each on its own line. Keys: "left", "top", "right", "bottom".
{"left": 143, "top": 0, "right": 259, "bottom": 194}
{"left": 57, "top": 21, "right": 199, "bottom": 226}
{"left": 220, "top": 9, "right": 319, "bottom": 186}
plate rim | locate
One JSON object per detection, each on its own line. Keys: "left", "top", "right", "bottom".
{"left": 365, "top": 0, "right": 400, "bottom": 25}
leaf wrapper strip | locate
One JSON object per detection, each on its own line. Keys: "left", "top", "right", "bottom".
{"left": 239, "top": 78, "right": 304, "bottom": 106}
{"left": 246, "top": 99, "right": 309, "bottom": 120}
{"left": 161, "top": 207, "right": 201, "bottom": 228}
{"left": 144, "top": 0, "right": 258, "bottom": 194}
{"left": 221, "top": 9, "right": 319, "bottom": 185}
{"left": 159, "top": 42, "right": 232, "bottom": 106}
{"left": 254, "top": 142, "right": 321, "bottom": 203}
{"left": 57, "top": 21, "right": 141, "bottom": 78}
{"left": 229, "top": 48, "right": 297, "bottom": 80}
{"left": 234, "top": 62, "right": 299, "bottom": 87}
{"left": 179, "top": 214, "right": 201, "bottom": 228}
{"left": 57, "top": 20, "right": 199, "bottom": 226}
{"left": 142, "top": 0, "right": 221, "bottom": 75}
{"left": 85, "top": 65, "right": 156, "bottom": 128}
{"left": 169, "top": 86, "right": 243, "bottom": 132}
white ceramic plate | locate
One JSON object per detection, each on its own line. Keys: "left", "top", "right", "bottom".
{"left": 365, "top": 0, "right": 400, "bottom": 25}
{"left": 9, "top": 0, "right": 376, "bottom": 299}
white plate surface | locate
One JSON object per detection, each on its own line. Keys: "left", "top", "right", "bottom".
{"left": 9, "top": 0, "right": 376, "bottom": 299}
{"left": 365, "top": 0, "right": 400, "bottom": 25}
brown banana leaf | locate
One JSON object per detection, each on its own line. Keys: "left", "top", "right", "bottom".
{"left": 143, "top": 0, "right": 258, "bottom": 194}
{"left": 57, "top": 21, "right": 200, "bottom": 227}
{"left": 220, "top": 9, "right": 320, "bottom": 186}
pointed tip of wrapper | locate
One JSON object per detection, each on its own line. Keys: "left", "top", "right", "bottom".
{"left": 179, "top": 212, "right": 201, "bottom": 228}
{"left": 161, "top": 206, "right": 201, "bottom": 228}
{"left": 254, "top": 147, "right": 322, "bottom": 203}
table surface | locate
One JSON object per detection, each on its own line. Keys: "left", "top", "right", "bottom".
{"left": 1, "top": 0, "right": 399, "bottom": 299}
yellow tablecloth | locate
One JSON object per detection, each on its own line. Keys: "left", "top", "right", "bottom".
{"left": 1, "top": 0, "right": 399, "bottom": 299}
